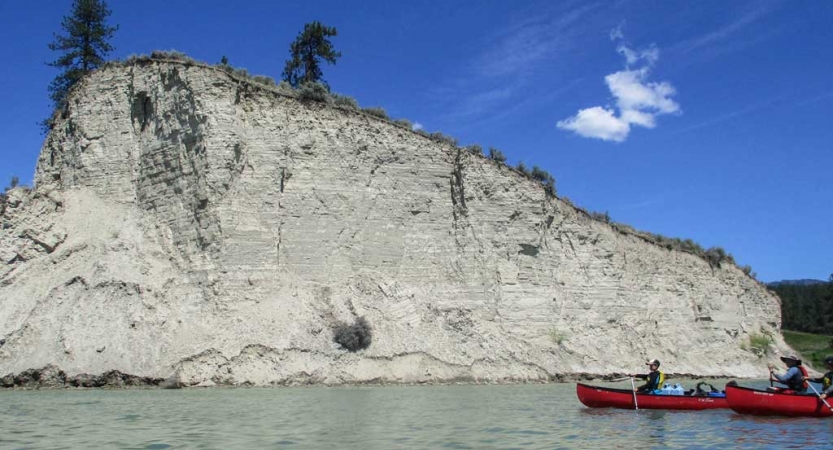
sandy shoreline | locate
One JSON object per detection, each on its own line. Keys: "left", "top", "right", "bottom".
{"left": 0, "top": 364, "right": 749, "bottom": 390}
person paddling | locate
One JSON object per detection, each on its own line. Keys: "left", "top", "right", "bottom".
{"left": 629, "top": 359, "right": 665, "bottom": 393}
{"left": 804, "top": 355, "right": 833, "bottom": 399}
{"left": 769, "top": 354, "right": 808, "bottom": 394}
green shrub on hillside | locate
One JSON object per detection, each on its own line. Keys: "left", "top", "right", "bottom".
{"left": 232, "top": 68, "right": 250, "bottom": 79}
{"left": 150, "top": 50, "right": 197, "bottom": 64}
{"left": 216, "top": 62, "right": 234, "bottom": 74}
{"left": 704, "top": 246, "right": 732, "bottom": 268}
{"left": 362, "top": 107, "right": 389, "bottom": 120}
{"left": 466, "top": 144, "right": 483, "bottom": 155}
{"left": 252, "top": 75, "right": 276, "bottom": 86}
{"left": 332, "top": 93, "right": 359, "bottom": 110}
{"left": 531, "top": 166, "right": 556, "bottom": 195}
{"left": 516, "top": 161, "right": 529, "bottom": 176}
{"left": 297, "top": 82, "right": 331, "bottom": 103}
{"left": 124, "top": 54, "right": 152, "bottom": 65}
{"left": 393, "top": 118, "right": 413, "bottom": 129}
{"left": 488, "top": 147, "right": 507, "bottom": 163}
{"left": 429, "top": 132, "right": 457, "bottom": 147}
{"left": 747, "top": 333, "right": 772, "bottom": 357}
{"left": 590, "top": 211, "right": 611, "bottom": 223}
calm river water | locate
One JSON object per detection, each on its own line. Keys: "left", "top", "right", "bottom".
{"left": 1, "top": 380, "right": 829, "bottom": 449}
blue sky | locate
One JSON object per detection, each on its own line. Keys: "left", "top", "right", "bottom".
{"left": 0, "top": 0, "right": 830, "bottom": 282}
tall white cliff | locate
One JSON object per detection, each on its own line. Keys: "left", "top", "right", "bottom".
{"left": 0, "top": 59, "right": 788, "bottom": 385}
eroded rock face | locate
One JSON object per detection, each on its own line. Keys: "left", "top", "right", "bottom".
{"left": 0, "top": 60, "right": 787, "bottom": 386}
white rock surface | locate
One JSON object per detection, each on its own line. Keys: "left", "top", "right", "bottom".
{"left": 0, "top": 60, "right": 790, "bottom": 385}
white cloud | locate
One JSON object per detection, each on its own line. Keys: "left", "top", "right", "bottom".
{"left": 605, "top": 69, "right": 679, "bottom": 114}
{"left": 609, "top": 25, "right": 624, "bottom": 41}
{"left": 616, "top": 44, "right": 658, "bottom": 66}
{"left": 412, "top": 122, "right": 424, "bottom": 131}
{"left": 620, "top": 109, "right": 656, "bottom": 128}
{"left": 557, "top": 31, "right": 680, "bottom": 142}
{"left": 556, "top": 107, "right": 630, "bottom": 142}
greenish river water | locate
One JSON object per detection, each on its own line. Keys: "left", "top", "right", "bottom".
{"left": 1, "top": 381, "right": 829, "bottom": 449}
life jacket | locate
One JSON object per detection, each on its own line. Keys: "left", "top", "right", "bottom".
{"left": 823, "top": 371, "right": 833, "bottom": 390}
{"left": 650, "top": 371, "right": 666, "bottom": 391}
{"left": 799, "top": 365, "right": 809, "bottom": 390}
{"left": 784, "top": 365, "right": 808, "bottom": 391}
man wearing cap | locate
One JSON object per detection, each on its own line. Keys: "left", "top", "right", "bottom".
{"left": 769, "top": 355, "right": 808, "bottom": 393}
{"left": 804, "top": 355, "right": 833, "bottom": 399}
{"left": 629, "top": 359, "right": 665, "bottom": 393}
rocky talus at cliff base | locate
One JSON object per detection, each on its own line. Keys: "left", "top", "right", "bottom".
{"left": 0, "top": 59, "right": 791, "bottom": 387}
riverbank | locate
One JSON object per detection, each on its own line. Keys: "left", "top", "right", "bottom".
{"left": 0, "top": 364, "right": 749, "bottom": 390}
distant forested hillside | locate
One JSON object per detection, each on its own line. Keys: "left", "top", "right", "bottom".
{"left": 769, "top": 279, "right": 826, "bottom": 287}
{"left": 771, "top": 275, "right": 833, "bottom": 333}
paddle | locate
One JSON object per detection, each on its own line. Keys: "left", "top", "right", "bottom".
{"left": 630, "top": 377, "right": 639, "bottom": 410}
{"left": 609, "top": 376, "right": 632, "bottom": 382}
{"left": 767, "top": 363, "right": 775, "bottom": 388}
{"left": 806, "top": 382, "right": 833, "bottom": 413}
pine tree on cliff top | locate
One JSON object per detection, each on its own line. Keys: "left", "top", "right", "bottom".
{"left": 281, "top": 21, "right": 341, "bottom": 90}
{"left": 46, "top": 0, "right": 118, "bottom": 122}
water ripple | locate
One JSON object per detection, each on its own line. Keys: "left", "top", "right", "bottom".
{"left": 0, "top": 382, "right": 830, "bottom": 449}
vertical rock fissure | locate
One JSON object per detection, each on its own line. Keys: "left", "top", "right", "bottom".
{"left": 450, "top": 148, "right": 468, "bottom": 226}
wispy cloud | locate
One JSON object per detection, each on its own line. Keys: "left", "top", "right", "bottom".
{"left": 455, "top": 79, "right": 584, "bottom": 132}
{"left": 794, "top": 91, "right": 833, "bottom": 107}
{"left": 682, "top": 6, "right": 772, "bottom": 53}
{"left": 557, "top": 32, "right": 680, "bottom": 142}
{"left": 672, "top": 97, "right": 781, "bottom": 134}
{"left": 478, "top": 2, "right": 601, "bottom": 78}
{"left": 672, "top": 89, "right": 830, "bottom": 135}
{"left": 440, "top": 87, "right": 516, "bottom": 120}
{"left": 432, "top": 2, "right": 603, "bottom": 123}
{"left": 670, "top": 2, "right": 784, "bottom": 60}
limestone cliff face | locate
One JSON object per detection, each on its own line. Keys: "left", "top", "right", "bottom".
{"left": 0, "top": 60, "right": 788, "bottom": 385}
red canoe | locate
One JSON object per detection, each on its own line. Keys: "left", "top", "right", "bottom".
{"left": 725, "top": 384, "right": 833, "bottom": 417}
{"left": 576, "top": 383, "right": 729, "bottom": 410}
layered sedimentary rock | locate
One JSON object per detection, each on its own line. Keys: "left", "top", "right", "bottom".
{"left": 0, "top": 60, "right": 789, "bottom": 386}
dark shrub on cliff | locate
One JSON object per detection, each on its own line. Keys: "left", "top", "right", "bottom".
{"left": 332, "top": 94, "right": 359, "bottom": 110}
{"left": 362, "top": 107, "right": 389, "bottom": 120}
{"left": 704, "top": 246, "right": 732, "bottom": 268}
{"left": 590, "top": 210, "right": 611, "bottom": 224}
{"left": 150, "top": 50, "right": 196, "bottom": 64}
{"left": 429, "top": 132, "right": 457, "bottom": 147}
{"left": 252, "top": 75, "right": 276, "bottom": 86}
{"left": 531, "top": 166, "right": 556, "bottom": 195}
{"left": 488, "top": 147, "right": 506, "bottom": 163}
{"left": 516, "top": 161, "right": 529, "bottom": 176}
{"left": 297, "top": 82, "right": 331, "bottom": 103}
{"left": 333, "top": 317, "right": 372, "bottom": 352}
{"left": 466, "top": 144, "right": 483, "bottom": 155}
